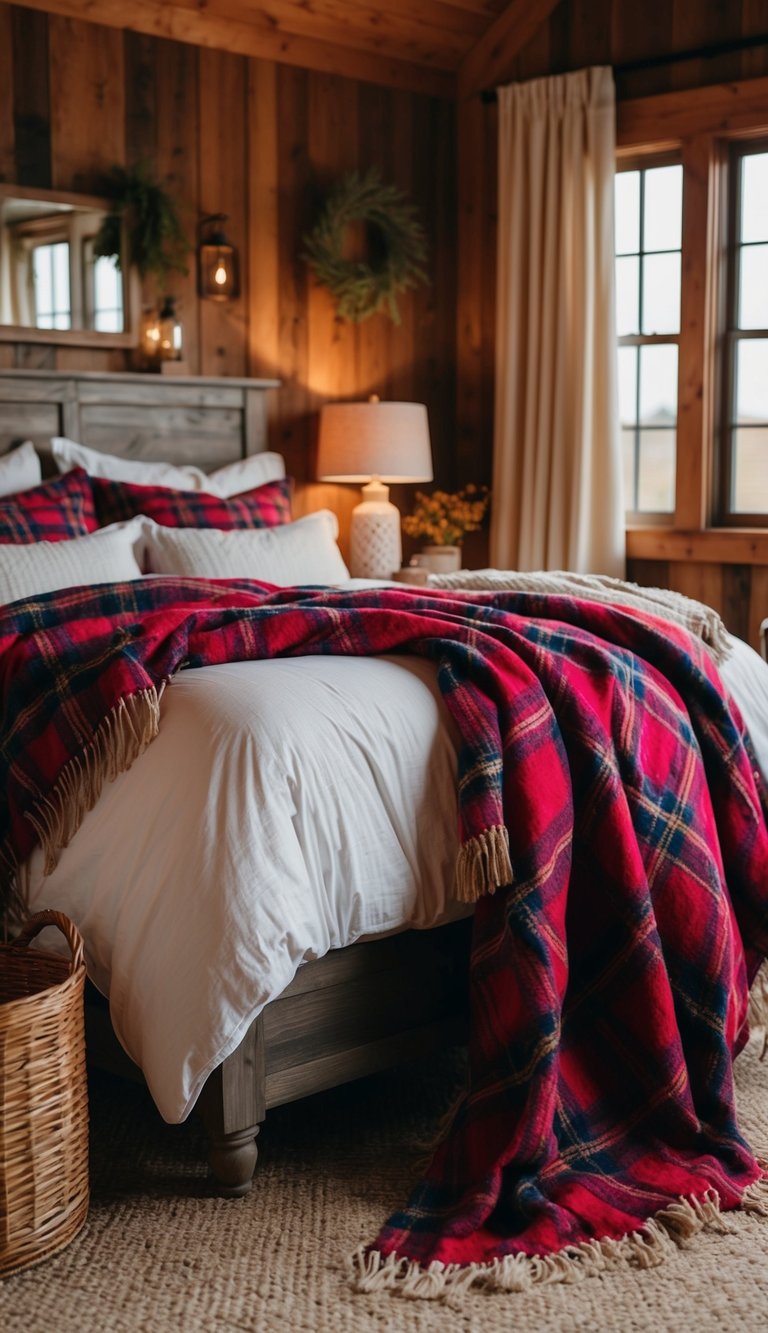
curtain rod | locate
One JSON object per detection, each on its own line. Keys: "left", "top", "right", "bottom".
{"left": 480, "top": 31, "right": 768, "bottom": 103}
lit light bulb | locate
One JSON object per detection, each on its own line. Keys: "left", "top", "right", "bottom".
{"left": 214, "top": 262, "right": 228, "bottom": 286}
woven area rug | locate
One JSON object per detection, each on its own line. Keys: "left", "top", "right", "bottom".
{"left": 4, "top": 1039, "right": 768, "bottom": 1333}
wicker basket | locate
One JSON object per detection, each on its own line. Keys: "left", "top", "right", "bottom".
{"left": 0, "top": 910, "right": 89, "bottom": 1277}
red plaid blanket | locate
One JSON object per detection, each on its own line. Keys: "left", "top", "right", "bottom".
{"left": 2, "top": 578, "right": 767, "bottom": 1295}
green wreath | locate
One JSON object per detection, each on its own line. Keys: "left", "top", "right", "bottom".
{"left": 302, "top": 170, "right": 428, "bottom": 324}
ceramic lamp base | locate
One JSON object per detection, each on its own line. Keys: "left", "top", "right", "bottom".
{"left": 349, "top": 481, "right": 402, "bottom": 580}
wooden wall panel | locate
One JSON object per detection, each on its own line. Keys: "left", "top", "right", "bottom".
{"left": 629, "top": 557, "right": 768, "bottom": 653}
{"left": 1, "top": 7, "right": 456, "bottom": 558}
{"left": 48, "top": 15, "right": 124, "bottom": 190}
{"left": 198, "top": 48, "right": 248, "bottom": 379}
{"left": 0, "top": 6, "right": 15, "bottom": 183}
{"left": 246, "top": 60, "right": 280, "bottom": 385}
{"left": 123, "top": 33, "right": 200, "bottom": 371}
{"left": 11, "top": 6, "right": 51, "bottom": 186}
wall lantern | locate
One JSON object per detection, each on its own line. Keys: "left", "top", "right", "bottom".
{"left": 198, "top": 213, "right": 240, "bottom": 301}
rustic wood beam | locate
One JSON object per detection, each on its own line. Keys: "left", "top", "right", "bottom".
{"left": 457, "top": 0, "right": 562, "bottom": 100}
{"left": 618, "top": 74, "right": 768, "bottom": 148}
{"left": 9, "top": 0, "right": 455, "bottom": 99}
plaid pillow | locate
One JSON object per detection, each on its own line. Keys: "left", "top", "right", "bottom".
{"left": 92, "top": 475, "right": 292, "bottom": 530}
{"left": 0, "top": 467, "right": 98, "bottom": 543}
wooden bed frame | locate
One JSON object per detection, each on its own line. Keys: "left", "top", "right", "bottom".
{"left": 85, "top": 918, "right": 471, "bottom": 1193}
{"left": 0, "top": 369, "right": 471, "bottom": 1193}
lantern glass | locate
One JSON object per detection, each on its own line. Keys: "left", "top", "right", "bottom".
{"left": 199, "top": 241, "right": 239, "bottom": 301}
{"left": 157, "top": 296, "right": 183, "bottom": 361}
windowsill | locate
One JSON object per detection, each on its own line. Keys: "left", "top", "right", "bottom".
{"left": 626, "top": 526, "right": 768, "bottom": 563}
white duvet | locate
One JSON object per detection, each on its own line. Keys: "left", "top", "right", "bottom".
{"left": 22, "top": 607, "right": 768, "bottom": 1126}
{"left": 24, "top": 653, "right": 462, "bottom": 1122}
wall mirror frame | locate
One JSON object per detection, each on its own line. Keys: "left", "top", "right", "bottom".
{"left": 0, "top": 184, "right": 140, "bottom": 349}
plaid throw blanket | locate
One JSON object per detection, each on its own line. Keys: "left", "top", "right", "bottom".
{"left": 2, "top": 578, "right": 768, "bottom": 1297}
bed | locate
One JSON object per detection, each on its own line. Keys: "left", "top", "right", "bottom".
{"left": 2, "top": 370, "right": 768, "bottom": 1232}
{"left": 0, "top": 370, "right": 475, "bottom": 1194}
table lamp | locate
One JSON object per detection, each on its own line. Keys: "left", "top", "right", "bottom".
{"left": 317, "top": 397, "right": 433, "bottom": 579}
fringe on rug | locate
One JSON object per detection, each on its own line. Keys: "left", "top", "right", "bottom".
{"left": 349, "top": 1176, "right": 768, "bottom": 1306}
{"left": 22, "top": 684, "right": 164, "bottom": 878}
{"left": 454, "top": 825, "right": 514, "bottom": 903}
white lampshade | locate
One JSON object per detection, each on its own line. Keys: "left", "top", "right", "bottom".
{"left": 317, "top": 400, "right": 433, "bottom": 484}
{"left": 317, "top": 399, "right": 433, "bottom": 580}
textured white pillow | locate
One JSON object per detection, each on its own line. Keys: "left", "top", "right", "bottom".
{"left": 0, "top": 518, "right": 145, "bottom": 605}
{"left": 0, "top": 441, "right": 42, "bottom": 497}
{"left": 144, "top": 510, "right": 349, "bottom": 585}
{"left": 51, "top": 437, "right": 286, "bottom": 497}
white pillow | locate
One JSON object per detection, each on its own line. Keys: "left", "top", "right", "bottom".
{"left": 0, "top": 441, "right": 42, "bottom": 497}
{"left": 0, "top": 518, "right": 145, "bottom": 605}
{"left": 204, "top": 452, "right": 286, "bottom": 496}
{"left": 51, "top": 437, "right": 286, "bottom": 497}
{"left": 144, "top": 510, "right": 349, "bottom": 585}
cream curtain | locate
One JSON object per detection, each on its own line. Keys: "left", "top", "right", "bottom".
{"left": 491, "top": 66, "right": 624, "bottom": 576}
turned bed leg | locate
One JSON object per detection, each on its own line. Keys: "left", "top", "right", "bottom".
{"left": 198, "top": 1013, "right": 266, "bottom": 1196}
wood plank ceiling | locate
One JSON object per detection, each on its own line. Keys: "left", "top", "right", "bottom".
{"left": 8, "top": 0, "right": 562, "bottom": 98}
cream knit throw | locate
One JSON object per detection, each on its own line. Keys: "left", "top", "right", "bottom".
{"left": 427, "top": 569, "right": 732, "bottom": 665}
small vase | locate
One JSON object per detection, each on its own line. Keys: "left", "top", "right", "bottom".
{"left": 414, "top": 544, "right": 462, "bottom": 575}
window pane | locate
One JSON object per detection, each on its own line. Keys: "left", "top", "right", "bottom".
{"left": 94, "top": 254, "right": 121, "bottom": 308}
{"left": 737, "top": 243, "right": 768, "bottom": 330}
{"left": 92, "top": 255, "right": 124, "bottom": 332}
{"left": 616, "top": 255, "right": 639, "bottom": 335}
{"left": 615, "top": 171, "right": 640, "bottom": 255}
{"left": 732, "top": 428, "right": 768, "bottom": 512}
{"left": 618, "top": 346, "right": 638, "bottom": 425}
{"left": 637, "top": 430, "right": 676, "bottom": 512}
{"left": 52, "top": 243, "right": 70, "bottom": 322}
{"left": 639, "top": 343, "right": 678, "bottom": 425}
{"left": 622, "top": 428, "right": 637, "bottom": 510}
{"left": 735, "top": 339, "right": 768, "bottom": 422}
{"left": 643, "top": 165, "right": 683, "bottom": 252}
{"left": 33, "top": 247, "right": 52, "bottom": 317}
{"left": 741, "top": 152, "right": 768, "bottom": 244}
{"left": 641, "top": 252, "right": 681, "bottom": 334}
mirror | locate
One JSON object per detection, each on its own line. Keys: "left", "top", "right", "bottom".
{"left": 0, "top": 186, "right": 137, "bottom": 347}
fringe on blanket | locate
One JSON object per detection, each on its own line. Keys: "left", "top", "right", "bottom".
{"left": 0, "top": 685, "right": 164, "bottom": 927}
{"left": 428, "top": 569, "right": 732, "bottom": 666}
{"left": 454, "top": 825, "right": 514, "bottom": 903}
{"left": 349, "top": 1175, "right": 768, "bottom": 1306}
{"left": 26, "top": 685, "right": 163, "bottom": 875}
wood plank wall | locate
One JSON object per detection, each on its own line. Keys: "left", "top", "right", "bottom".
{"left": 0, "top": 5, "right": 456, "bottom": 540}
{"left": 456, "top": 0, "right": 768, "bottom": 647}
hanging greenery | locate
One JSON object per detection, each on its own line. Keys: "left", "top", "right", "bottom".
{"left": 92, "top": 164, "right": 190, "bottom": 285}
{"left": 302, "top": 169, "right": 428, "bottom": 324}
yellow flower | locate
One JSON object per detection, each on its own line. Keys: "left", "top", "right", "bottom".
{"left": 402, "top": 485, "right": 490, "bottom": 546}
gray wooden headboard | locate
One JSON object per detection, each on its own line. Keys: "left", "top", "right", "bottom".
{"left": 0, "top": 370, "right": 280, "bottom": 472}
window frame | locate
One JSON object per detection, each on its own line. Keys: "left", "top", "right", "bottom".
{"left": 615, "top": 150, "right": 683, "bottom": 524}
{"left": 718, "top": 137, "right": 768, "bottom": 526}
{"left": 617, "top": 86, "right": 768, "bottom": 536}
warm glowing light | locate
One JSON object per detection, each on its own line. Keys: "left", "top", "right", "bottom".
{"left": 214, "top": 262, "right": 228, "bottom": 285}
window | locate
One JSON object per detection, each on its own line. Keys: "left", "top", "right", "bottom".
{"left": 31, "top": 241, "right": 72, "bottom": 330}
{"left": 722, "top": 145, "right": 768, "bottom": 519}
{"left": 11, "top": 211, "right": 126, "bottom": 336}
{"left": 83, "top": 239, "right": 124, "bottom": 334}
{"left": 615, "top": 163, "right": 683, "bottom": 517}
